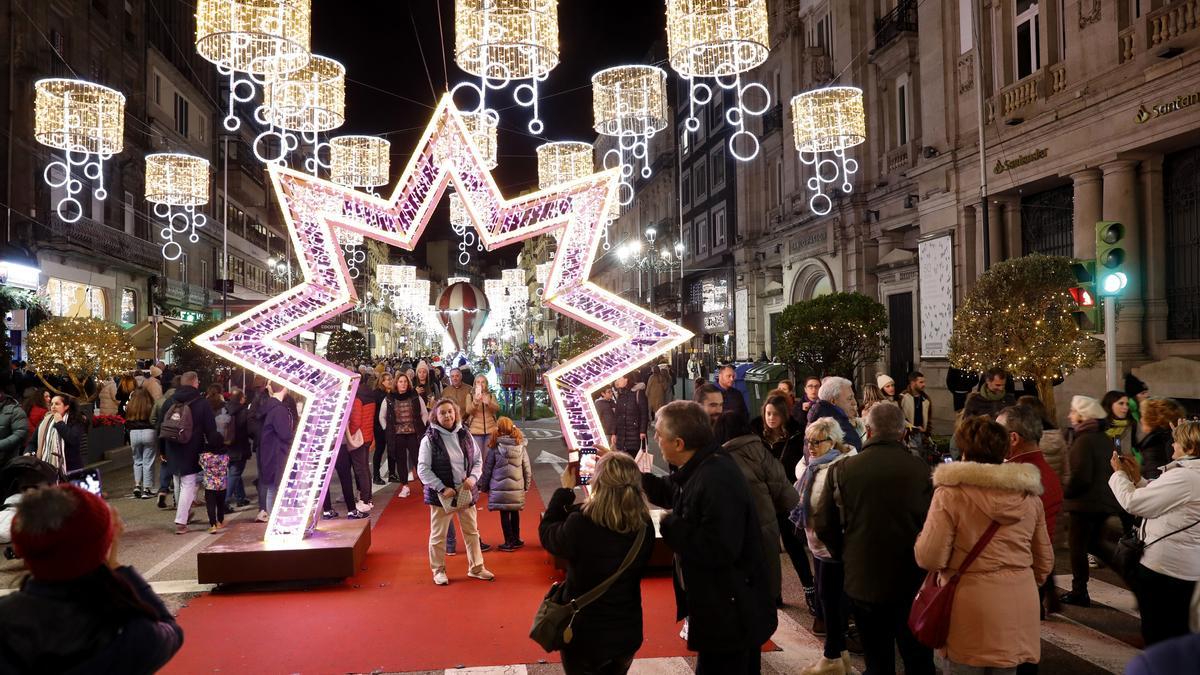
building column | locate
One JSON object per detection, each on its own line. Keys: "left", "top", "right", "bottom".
{"left": 1139, "top": 156, "right": 1168, "bottom": 356}
{"left": 1101, "top": 159, "right": 1144, "bottom": 357}
{"left": 1003, "top": 198, "right": 1022, "bottom": 260}
{"left": 961, "top": 204, "right": 979, "bottom": 295}
{"left": 1071, "top": 168, "right": 1103, "bottom": 259}
{"left": 987, "top": 200, "right": 1004, "bottom": 266}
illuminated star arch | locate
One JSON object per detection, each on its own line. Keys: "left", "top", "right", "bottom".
{"left": 196, "top": 96, "right": 692, "bottom": 543}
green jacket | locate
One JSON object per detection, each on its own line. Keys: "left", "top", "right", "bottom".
{"left": 0, "top": 396, "right": 30, "bottom": 463}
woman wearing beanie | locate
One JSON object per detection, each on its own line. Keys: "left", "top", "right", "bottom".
{"left": 1061, "top": 395, "right": 1124, "bottom": 607}
{"left": 876, "top": 374, "right": 897, "bottom": 401}
{"left": 0, "top": 484, "right": 183, "bottom": 673}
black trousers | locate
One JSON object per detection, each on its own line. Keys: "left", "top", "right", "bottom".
{"left": 499, "top": 510, "right": 521, "bottom": 544}
{"left": 560, "top": 648, "right": 634, "bottom": 675}
{"left": 204, "top": 489, "right": 226, "bottom": 526}
{"left": 696, "top": 647, "right": 761, "bottom": 675}
{"left": 1133, "top": 564, "right": 1197, "bottom": 647}
{"left": 348, "top": 444, "right": 372, "bottom": 504}
{"left": 372, "top": 439, "right": 385, "bottom": 477}
{"left": 849, "top": 596, "right": 934, "bottom": 675}
{"left": 322, "top": 444, "right": 355, "bottom": 512}
{"left": 778, "top": 512, "right": 815, "bottom": 589}
{"left": 1068, "top": 511, "right": 1120, "bottom": 595}
{"left": 814, "top": 557, "right": 848, "bottom": 659}
{"left": 394, "top": 433, "right": 420, "bottom": 482}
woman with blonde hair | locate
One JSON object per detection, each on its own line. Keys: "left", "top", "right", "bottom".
{"left": 860, "top": 383, "right": 888, "bottom": 417}
{"left": 481, "top": 417, "right": 531, "bottom": 551}
{"left": 465, "top": 375, "right": 500, "bottom": 457}
{"left": 540, "top": 452, "right": 655, "bottom": 675}
{"left": 1110, "top": 419, "right": 1200, "bottom": 645}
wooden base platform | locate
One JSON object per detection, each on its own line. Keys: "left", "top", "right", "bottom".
{"left": 197, "top": 518, "right": 371, "bottom": 585}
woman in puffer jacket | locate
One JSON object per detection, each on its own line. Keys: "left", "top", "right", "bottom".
{"left": 480, "top": 417, "right": 531, "bottom": 551}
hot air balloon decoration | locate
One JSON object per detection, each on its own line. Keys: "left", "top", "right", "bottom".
{"left": 436, "top": 282, "right": 490, "bottom": 353}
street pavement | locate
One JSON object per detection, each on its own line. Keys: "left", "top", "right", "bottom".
{"left": 0, "top": 419, "right": 1145, "bottom": 673}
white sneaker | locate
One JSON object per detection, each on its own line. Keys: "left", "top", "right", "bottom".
{"left": 467, "top": 568, "right": 495, "bottom": 581}
{"left": 407, "top": 471, "right": 414, "bottom": 482}
{"left": 679, "top": 617, "right": 689, "bottom": 641}
{"left": 255, "top": 510, "right": 269, "bottom": 523}
{"left": 1088, "top": 554, "right": 1100, "bottom": 569}
{"left": 433, "top": 570, "right": 449, "bottom": 585}
{"left": 356, "top": 499, "right": 373, "bottom": 513}
{"left": 399, "top": 485, "right": 411, "bottom": 499}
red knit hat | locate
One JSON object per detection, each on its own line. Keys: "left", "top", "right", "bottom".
{"left": 12, "top": 484, "right": 114, "bottom": 581}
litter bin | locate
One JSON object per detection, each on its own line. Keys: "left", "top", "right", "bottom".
{"left": 744, "top": 363, "right": 791, "bottom": 416}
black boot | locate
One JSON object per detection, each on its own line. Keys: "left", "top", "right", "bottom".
{"left": 372, "top": 472, "right": 385, "bottom": 486}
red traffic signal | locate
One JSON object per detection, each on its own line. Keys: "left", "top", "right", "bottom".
{"left": 1069, "top": 287, "right": 1095, "bottom": 307}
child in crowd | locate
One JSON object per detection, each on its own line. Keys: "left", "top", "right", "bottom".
{"left": 199, "top": 434, "right": 230, "bottom": 534}
{"left": 481, "top": 417, "right": 532, "bottom": 551}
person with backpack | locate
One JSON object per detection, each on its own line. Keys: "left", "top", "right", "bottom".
{"left": 153, "top": 376, "right": 182, "bottom": 510}
{"left": 222, "top": 388, "right": 252, "bottom": 511}
{"left": 157, "top": 372, "right": 220, "bottom": 535}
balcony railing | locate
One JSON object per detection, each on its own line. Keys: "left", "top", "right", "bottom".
{"left": 154, "top": 278, "right": 212, "bottom": 309}
{"left": 999, "top": 69, "right": 1045, "bottom": 118}
{"left": 1149, "top": 0, "right": 1200, "bottom": 48}
{"left": 43, "top": 214, "right": 161, "bottom": 272}
{"left": 874, "top": 0, "right": 918, "bottom": 51}
{"left": 761, "top": 104, "right": 783, "bottom": 136}
{"left": 886, "top": 143, "right": 912, "bottom": 174}
{"left": 1119, "top": 26, "right": 1136, "bottom": 63}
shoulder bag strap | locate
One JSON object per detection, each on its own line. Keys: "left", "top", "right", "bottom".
{"left": 571, "top": 525, "right": 649, "bottom": 610}
{"left": 1145, "top": 518, "right": 1200, "bottom": 548}
{"left": 955, "top": 520, "right": 1001, "bottom": 577}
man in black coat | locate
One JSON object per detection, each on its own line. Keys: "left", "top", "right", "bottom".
{"left": 158, "top": 371, "right": 220, "bottom": 535}
{"left": 611, "top": 375, "right": 648, "bottom": 456}
{"left": 642, "top": 400, "right": 776, "bottom": 674}
{"left": 716, "top": 365, "right": 750, "bottom": 419}
{"left": 814, "top": 401, "right": 934, "bottom": 675}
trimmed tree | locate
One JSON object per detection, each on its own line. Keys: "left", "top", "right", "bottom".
{"left": 558, "top": 322, "right": 605, "bottom": 362}
{"left": 325, "top": 328, "right": 369, "bottom": 367}
{"left": 28, "top": 317, "right": 135, "bottom": 403}
{"left": 169, "top": 318, "right": 231, "bottom": 378}
{"left": 948, "top": 253, "right": 1100, "bottom": 415}
{"left": 776, "top": 292, "right": 889, "bottom": 383}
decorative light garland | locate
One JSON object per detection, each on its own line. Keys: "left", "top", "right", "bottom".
{"left": 449, "top": 192, "right": 484, "bottom": 267}
{"left": 258, "top": 54, "right": 346, "bottom": 173}
{"left": 665, "top": 0, "right": 771, "bottom": 161}
{"left": 453, "top": 0, "right": 559, "bottom": 135}
{"left": 790, "top": 86, "right": 866, "bottom": 216}
{"left": 195, "top": 97, "right": 690, "bottom": 542}
{"left": 34, "top": 79, "right": 126, "bottom": 223}
{"left": 144, "top": 153, "right": 211, "bottom": 261}
{"left": 194, "top": 0, "right": 312, "bottom": 133}
{"left": 330, "top": 135, "right": 390, "bottom": 191}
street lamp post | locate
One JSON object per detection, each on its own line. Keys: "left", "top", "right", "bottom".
{"left": 615, "top": 225, "right": 682, "bottom": 310}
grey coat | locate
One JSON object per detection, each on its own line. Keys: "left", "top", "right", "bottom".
{"left": 723, "top": 434, "right": 800, "bottom": 602}
{"left": 481, "top": 437, "right": 531, "bottom": 511}
{"left": 0, "top": 396, "right": 29, "bottom": 464}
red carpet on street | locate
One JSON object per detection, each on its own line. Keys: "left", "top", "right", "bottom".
{"left": 164, "top": 483, "right": 698, "bottom": 673}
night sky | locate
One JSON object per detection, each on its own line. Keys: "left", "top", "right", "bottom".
{"left": 311, "top": 1, "right": 667, "bottom": 265}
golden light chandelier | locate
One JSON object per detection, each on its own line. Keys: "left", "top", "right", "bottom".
{"left": 665, "top": 0, "right": 770, "bottom": 161}
{"left": 459, "top": 110, "right": 499, "bottom": 170}
{"left": 194, "top": 0, "right": 313, "bottom": 132}
{"left": 453, "top": 0, "right": 560, "bottom": 135}
{"left": 330, "top": 135, "right": 391, "bottom": 190}
{"left": 790, "top": 86, "right": 866, "bottom": 216}
{"left": 259, "top": 54, "right": 346, "bottom": 172}
{"left": 592, "top": 65, "right": 669, "bottom": 210}
{"left": 34, "top": 78, "right": 126, "bottom": 223}
{"left": 535, "top": 141, "right": 593, "bottom": 189}
{"left": 144, "top": 153, "right": 211, "bottom": 261}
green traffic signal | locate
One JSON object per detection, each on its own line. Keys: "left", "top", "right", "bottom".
{"left": 1095, "top": 221, "right": 1128, "bottom": 296}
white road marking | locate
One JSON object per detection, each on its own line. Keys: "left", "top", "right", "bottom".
{"left": 1040, "top": 614, "right": 1139, "bottom": 674}
{"left": 444, "top": 666, "right": 527, "bottom": 675}
{"left": 1055, "top": 577, "right": 1140, "bottom": 618}
{"left": 143, "top": 508, "right": 256, "bottom": 581}
{"left": 521, "top": 427, "right": 563, "bottom": 440}
{"left": 764, "top": 607, "right": 833, "bottom": 672}
{"left": 0, "top": 578, "right": 215, "bottom": 598}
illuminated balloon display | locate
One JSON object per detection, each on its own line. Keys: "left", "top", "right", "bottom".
{"left": 436, "top": 281, "right": 490, "bottom": 352}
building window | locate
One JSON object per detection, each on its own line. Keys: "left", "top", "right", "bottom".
{"left": 809, "top": 9, "right": 833, "bottom": 55}
{"left": 47, "top": 279, "right": 107, "bottom": 319}
{"left": 120, "top": 289, "right": 137, "bottom": 326}
{"left": 696, "top": 214, "right": 709, "bottom": 258}
{"left": 710, "top": 145, "right": 726, "bottom": 189}
{"left": 174, "top": 93, "right": 190, "bottom": 137}
{"left": 1058, "top": 0, "right": 1067, "bottom": 60}
{"left": 200, "top": 259, "right": 209, "bottom": 290}
{"left": 178, "top": 252, "right": 188, "bottom": 285}
{"left": 1020, "top": 184, "right": 1073, "bottom": 258}
{"left": 1015, "top": 0, "right": 1041, "bottom": 80}
{"left": 695, "top": 157, "right": 708, "bottom": 202}
{"left": 710, "top": 91, "right": 724, "bottom": 129}
{"left": 713, "top": 204, "right": 727, "bottom": 249}
{"left": 959, "top": 0, "right": 974, "bottom": 53}
{"left": 682, "top": 169, "right": 692, "bottom": 209}
{"left": 896, "top": 75, "right": 910, "bottom": 146}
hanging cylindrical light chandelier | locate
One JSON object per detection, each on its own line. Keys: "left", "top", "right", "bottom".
{"left": 195, "top": 0, "right": 312, "bottom": 132}
{"left": 790, "top": 86, "right": 866, "bottom": 216}
{"left": 459, "top": 110, "right": 499, "bottom": 170}
{"left": 34, "top": 78, "right": 126, "bottom": 223}
{"left": 144, "top": 153, "right": 211, "bottom": 261}
{"left": 258, "top": 54, "right": 345, "bottom": 173}
{"left": 665, "top": 0, "right": 771, "bottom": 161}
{"left": 330, "top": 135, "right": 391, "bottom": 190}
{"left": 453, "top": 0, "right": 560, "bottom": 135}
{"left": 535, "top": 141, "right": 592, "bottom": 189}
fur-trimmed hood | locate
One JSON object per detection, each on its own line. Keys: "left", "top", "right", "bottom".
{"left": 933, "top": 461, "right": 1044, "bottom": 525}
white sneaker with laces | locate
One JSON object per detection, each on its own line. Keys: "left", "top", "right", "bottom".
{"left": 255, "top": 510, "right": 269, "bottom": 523}
{"left": 433, "top": 570, "right": 449, "bottom": 585}
{"left": 467, "top": 568, "right": 495, "bottom": 581}
{"left": 679, "top": 617, "right": 689, "bottom": 641}
{"left": 399, "top": 485, "right": 411, "bottom": 499}
{"left": 356, "top": 499, "right": 373, "bottom": 513}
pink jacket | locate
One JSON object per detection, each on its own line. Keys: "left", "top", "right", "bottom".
{"left": 915, "top": 461, "right": 1053, "bottom": 669}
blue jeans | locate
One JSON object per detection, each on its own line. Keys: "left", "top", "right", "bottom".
{"left": 129, "top": 429, "right": 157, "bottom": 489}
{"left": 158, "top": 449, "right": 173, "bottom": 494}
{"left": 263, "top": 483, "right": 278, "bottom": 513}
{"left": 227, "top": 458, "right": 247, "bottom": 503}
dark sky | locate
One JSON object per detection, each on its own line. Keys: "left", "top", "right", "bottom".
{"left": 311, "top": 1, "right": 667, "bottom": 267}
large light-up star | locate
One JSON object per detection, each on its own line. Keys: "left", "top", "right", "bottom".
{"left": 196, "top": 96, "right": 691, "bottom": 543}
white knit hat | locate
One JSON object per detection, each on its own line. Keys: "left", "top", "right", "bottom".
{"left": 877, "top": 374, "right": 895, "bottom": 390}
{"left": 1070, "top": 395, "right": 1107, "bottom": 421}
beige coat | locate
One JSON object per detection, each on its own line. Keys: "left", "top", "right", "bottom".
{"left": 1039, "top": 429, "right": 1068, "bottom": 481}
{"left": 98, "top": 381, "right": 119, "bottom": 416}
{"left": 645, "top": 369, "right": 672, "bottom": 414}
{"left": 915, "top": 461, "right": 1053, "bottom": 669}
{"left": 464, "top": 391, "right": 500, "bottom": 437}
{"left": 141, "top": 376, "right": 163, "bottom": 402}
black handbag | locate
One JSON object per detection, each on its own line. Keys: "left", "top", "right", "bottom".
{"left": 1112, "top": 517, "right": 1200, "bottom": 582}
{"left": 530, "top": 526, "right": 647, "bottom": 652}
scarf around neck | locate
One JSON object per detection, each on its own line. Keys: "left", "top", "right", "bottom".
{"left": 793, "top": 448, "right": 841, "bottom": 529}
{"left": 979, "top": 387, "right": 1007, "bottom": 402}
{"left": 1073, "top": 418, "right": 1101, "bottom": 435}
{"left": 1106, "top": 417, "right": 1129, "bottom": 440}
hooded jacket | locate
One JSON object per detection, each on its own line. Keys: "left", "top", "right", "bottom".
{"left": 1064, "top": 425, "right": 1121, "bottom": 514}
{"left": 807, "top": 399, "right": 863, "bottom": 451}
{"left": 723, "top": 433, "right": 800, "bottom": 602}
{"left": 645, "top": 367, "right": 673, "bottom": 413}
{"left": 417, "top": 421, "right": 482, "bottom": 506}
{"left": 612, "top": 384, "right": 649, "bottom": 452}
{"left": 915, "top": 461, "right": 1053, "bottom": 669}
{"left": 480, "top": 435, "right": 531, "bottom": 511}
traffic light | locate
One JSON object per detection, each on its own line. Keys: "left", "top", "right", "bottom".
{"left": 1095, "top": 221, "right": 1129, "bottom": 296}
{"left": 1069, "top": 259, "right": 1100, "bottom": 332}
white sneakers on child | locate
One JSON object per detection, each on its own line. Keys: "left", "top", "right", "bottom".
{"left": 255, "top": 510, "right": 269, "bottom": 523}
{"left": 679, "top": 617, "right": 689, "bottom": 641}
{"left": 398, "top": 485, "right": 411, "bottom": 499}
{"left": 433, "top": 570, "right": 449, "bottom": 585}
